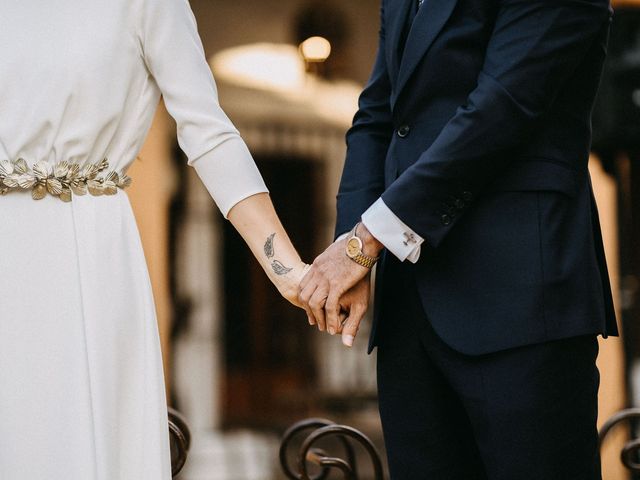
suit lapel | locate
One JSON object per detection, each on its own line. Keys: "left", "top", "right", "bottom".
{"left": 386, "top": 0, "right": 414, "bottom": 86}
{"left": 392, "top": 0, "right": 459, "bottom": 107}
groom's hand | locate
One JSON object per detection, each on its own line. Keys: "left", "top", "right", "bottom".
{"left": 299, "top": 223, "right": 382, "bottom": 334}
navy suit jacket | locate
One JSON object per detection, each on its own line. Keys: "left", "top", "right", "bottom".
{"left": 335, "top": 0, "right": 618, "bottom": 355}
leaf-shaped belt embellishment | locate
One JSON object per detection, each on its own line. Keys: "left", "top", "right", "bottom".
{"left": 0, "top": 158, "right": 132, "bottom": 202}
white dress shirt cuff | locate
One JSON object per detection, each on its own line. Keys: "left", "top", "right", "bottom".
{"left": 361, "top": 198, "right": 424, "bottom": 263}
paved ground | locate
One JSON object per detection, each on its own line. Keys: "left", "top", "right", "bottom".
{"left": 178, "top": 430, "right": 281, "bottom": 480}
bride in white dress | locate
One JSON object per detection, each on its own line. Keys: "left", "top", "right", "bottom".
{"left": 0, "top": 0, "right": 308, "bottom": 478}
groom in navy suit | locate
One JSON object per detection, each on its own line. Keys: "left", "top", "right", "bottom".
{"left": 299, "top": 0, "right": 618, "bottom": 478}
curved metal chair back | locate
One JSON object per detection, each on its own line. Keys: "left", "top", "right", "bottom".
{"left": 168, "top": 407, "right": 192, "bottom": 478}
{"left": 280, "top": 418, "right": 384, "bottom": 480}
{"left": 279, "top": 408, "right": 640, "bottom": 480}
{"left": 599, "top": 407, "right": 640, "bottom": 474}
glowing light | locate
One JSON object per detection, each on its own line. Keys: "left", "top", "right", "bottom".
{"left": 211, "top": 43, "right": 306, "bottom": 93}
{"left": 210, "top": 43, "right": 361, "bottom": 127}
{"left": 299, "top": 36, "right": 332, "bottom": 63}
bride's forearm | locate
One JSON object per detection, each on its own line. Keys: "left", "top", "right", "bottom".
{"left": 227, "top": 193, "right": 306, "bottom": 302}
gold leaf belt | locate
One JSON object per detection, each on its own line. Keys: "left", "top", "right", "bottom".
{"left": 0, "top": 158, "right": 132, "bottom": 202}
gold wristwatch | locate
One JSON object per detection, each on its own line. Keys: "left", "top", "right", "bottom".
{"left": 345, "top": 223, "right": 379, "bottom": 269}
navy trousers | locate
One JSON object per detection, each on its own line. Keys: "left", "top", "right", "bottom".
{"left": 376, "top": 257, "right": 602, "bottom": 480}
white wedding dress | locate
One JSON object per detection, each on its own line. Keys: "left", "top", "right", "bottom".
{"left": 0, "top": 1, "right": 267, "bottom": 479}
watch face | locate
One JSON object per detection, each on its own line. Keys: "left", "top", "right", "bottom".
{"left": 346, "top": 237, "right": 363, "bottom": 258}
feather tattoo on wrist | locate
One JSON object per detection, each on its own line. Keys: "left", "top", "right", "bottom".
{"left": 264, "top": 233, "right": 275, "bottom": 258}
{"left": 264, "top": 233, "right": 293, "bottom": 276}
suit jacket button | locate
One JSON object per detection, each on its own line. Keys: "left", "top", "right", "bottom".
{"left": 454, "top": 198, "right": 465, "bottom": 209}
{"left": 441, "top": 214, "right": 452, "bottom": 226}
{"left": 462, "top": 191, "right": 473, "bottom": 201}
{"left": 397, "top": 125, "right": 410, "bottom": 138}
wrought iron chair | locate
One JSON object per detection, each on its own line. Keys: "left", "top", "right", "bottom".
{"left": 599, "top": 407, "right": 640, "bottom": 475}
{"left": 168, "top": 407, "right": 191, "bottom": 478}
{"left": 281, "top": 409, "right": 640, "bottom": 479}
{"left": 279, "top": 418, "right": 384, "bottom": 480}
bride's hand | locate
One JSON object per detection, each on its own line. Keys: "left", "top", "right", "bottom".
{"left": 277, "top": 260, "right": 310, "bottom": 308}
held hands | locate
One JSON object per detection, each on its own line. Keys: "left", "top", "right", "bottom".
{"left": 299, "top": 223, "right": 383, "bottom": 346}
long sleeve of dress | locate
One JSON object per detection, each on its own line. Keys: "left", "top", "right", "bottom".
{"left": 139, "top": 0, "right": 268, "bottom": 217}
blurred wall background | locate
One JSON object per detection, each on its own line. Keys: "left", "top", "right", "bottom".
{"left": 125, "top": 1, "right": 638, "bottom": 479}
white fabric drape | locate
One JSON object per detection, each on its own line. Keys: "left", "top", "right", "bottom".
{"left": 0, "top": 0, "right": 267, "bottom": 477}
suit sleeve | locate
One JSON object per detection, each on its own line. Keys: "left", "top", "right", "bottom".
{"left": 335, "top": 0, "right": 394, "bottom": 237}
{"left": 381, "top": 0, "right": 612, "bottom": 247}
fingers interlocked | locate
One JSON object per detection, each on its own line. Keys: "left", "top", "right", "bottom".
{"left": 298, "top": 237, "right": 372, "bottom": 345}
{"left": 299, "top": 272, "right": 330, "bottom": 331}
